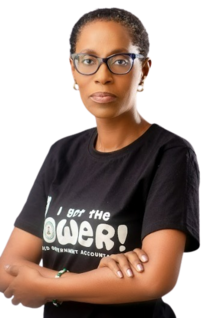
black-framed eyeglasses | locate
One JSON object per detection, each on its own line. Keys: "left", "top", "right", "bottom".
{"left": 70, "top": 53, "right": 145, "bottom": 75}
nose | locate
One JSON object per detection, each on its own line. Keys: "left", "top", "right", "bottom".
{"left": 94, "top": 62, "right": 113, "bottom": 85}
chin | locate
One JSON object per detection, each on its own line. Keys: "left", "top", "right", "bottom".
{"left": 85, "top": 103, "right": 121, "bottom": 119}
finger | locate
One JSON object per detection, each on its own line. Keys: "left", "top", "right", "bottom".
{"left": 121, "top": 251, "right": 145, "bottom": 273}
{"left": 123, "top": 249, "right": 149, "bottom": 273}
{"left": 133, "top": 248, "right": 149, "bottom": 262}
{"left": 11, "top": 296, "right": 20, "bottom": 306}
{"left": 4, "top": 286, "right": 13, "bottom": 299}
{"left": 99, "top": 257, "right": 124, "bottom": 278}
{"left": 109, "top": 254, "right": 134, "bottom": 278}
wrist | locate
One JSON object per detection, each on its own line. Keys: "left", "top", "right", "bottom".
{"left": 40, "top": 271, "right": 76, "bottom": 303}
{"left": 52, "top": 268, "right": 69, "bottom": 306}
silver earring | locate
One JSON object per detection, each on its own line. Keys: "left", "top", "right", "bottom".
{"left": 73, "top": 81, "right": 79, "bottom": 90}
{"left": 137, "top": 81, "right": 144, "bottom": 92}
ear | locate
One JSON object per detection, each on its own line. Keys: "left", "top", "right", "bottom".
{"left": 142, "top": 58, "right": 152, "bottom": 78}
{"left": 69, "top": 57, "right": 76, "bottom": 78}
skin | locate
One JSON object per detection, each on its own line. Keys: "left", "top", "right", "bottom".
{"left": 70, "top": 21, "right": 152, "bottom": 152}
{"left": 0, "top": 21, "right": 186, "bottom": 308}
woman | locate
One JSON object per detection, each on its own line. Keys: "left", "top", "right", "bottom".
{"left": 0, "top": 7, "right": 200, "bottom": 318}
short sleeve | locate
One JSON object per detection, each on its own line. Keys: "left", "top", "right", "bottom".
{"left": 141, "top": 146, "right": 200, "bottom": 252}
{"left": 14, "top": 146, "right": 55, "bottom": 238}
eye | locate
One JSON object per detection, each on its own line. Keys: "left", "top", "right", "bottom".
{"left": 110, "top": 55, "right": 131, "bottom": 67}
{"left": 82, "top": 58, "right": 94, "bottom": 65}
{"left": 79, "top": 55, "right": 97, "bottom": 66}
{"left": 114, "top": 59, "right": 129, "bottom": 66}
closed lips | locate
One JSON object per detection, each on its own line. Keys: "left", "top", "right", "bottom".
{"left": 90, "top": 92, "right": 116, "bottom": 98}
{"left": 90, "top": 92, "right": 117, "bottom": 103}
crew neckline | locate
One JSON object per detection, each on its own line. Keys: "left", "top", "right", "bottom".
{"left": 88, "top": 123, "right": 158, "bottom": 160}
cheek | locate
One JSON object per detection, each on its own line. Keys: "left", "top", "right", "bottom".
{"left": 76, "top": 78, "right": 91, "bottom": 102}
{"left": 121, "top": 72, "right": 140, "bottom": 99}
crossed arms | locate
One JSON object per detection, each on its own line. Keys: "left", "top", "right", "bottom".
{"left": 0, "top": 227, "right": 186, "bottom": 307}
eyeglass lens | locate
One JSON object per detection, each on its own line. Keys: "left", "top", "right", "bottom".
{"left": 74, "top": 54, "right": 133, "bottom": 75}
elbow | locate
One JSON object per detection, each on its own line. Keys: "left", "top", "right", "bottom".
{"left": 147, "top": 274, "right": 178, "bottom": 300}
{"left": 138, "top": 268, "right": 179, "bottom": 301}
{"left": 153, "top": 282, "right": 176, "bottom": 299}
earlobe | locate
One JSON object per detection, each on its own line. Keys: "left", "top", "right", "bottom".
{"left": 69, "top": 58, "right": 76, "bottom": 77}
{"left": 73, "top": 81, "right": 79, "bottom": 91}
{"left": 138, "top": 59, "right": 152, "bottom": 92}
{"left": 69, "top": 57, "right": 74, "bottom": 66}
{"left": 69, "top": 58, "right": 74, "bottom": 69}
{"left": 141, "top": 58, "right": 152, "bottom": 79}
{"left": 147, "top": 58, "right": 152, "bottom": 68}
{"left": 137, "top": 80, "right": 144, "bottom": 92}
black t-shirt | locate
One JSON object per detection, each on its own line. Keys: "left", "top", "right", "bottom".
{"left": 15, "top": 124, "right": 200, "bottom": 318}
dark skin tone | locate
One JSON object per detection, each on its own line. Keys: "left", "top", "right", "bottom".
{"left": 69, "top": 21, "right": 152, "bottom": 152}
{"left": 0, "top": 21, "right": 186, "bottom": 308}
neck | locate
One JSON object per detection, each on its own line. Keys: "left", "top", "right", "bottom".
{"left": 95, "top": 109, "right": 151, "bottom": 152}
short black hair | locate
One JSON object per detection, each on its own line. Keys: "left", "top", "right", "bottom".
{"left": 69, "top": 8, "right": 149, "bottom": 57}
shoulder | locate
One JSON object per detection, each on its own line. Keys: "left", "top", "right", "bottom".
{"left": 150, "top": 124, "right": 195, "bottom": 153}
{"left": 48, "top": 127, "right": 96, "bottom": 156}
{"left": 148, "top": 124, "right": 200, "bottom": 174}
{"left": 150, "top": 124, "right": 200, "bottom": 178}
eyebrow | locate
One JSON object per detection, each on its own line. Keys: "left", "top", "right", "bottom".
{"left": 79, "top": 48, "right": 130, "bottom": 56}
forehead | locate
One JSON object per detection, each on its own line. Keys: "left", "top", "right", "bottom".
{"left": 75, "top": 20, "right": 137, "bottom": 55}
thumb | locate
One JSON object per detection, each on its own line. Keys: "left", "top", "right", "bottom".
{"left": 5, "top": 264, "right": 20, "bottom": 277}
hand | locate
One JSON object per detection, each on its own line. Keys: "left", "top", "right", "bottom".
{"left": 4, "top": 265, "right": 46, "bottom": 308}
{"left": 98, "top": 248, "right": 148, "bottom": 278}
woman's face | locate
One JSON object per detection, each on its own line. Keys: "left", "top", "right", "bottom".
{"left": 70, "top": 20, "right": 150, "bottom": 120}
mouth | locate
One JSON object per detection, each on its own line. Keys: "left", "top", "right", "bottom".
{"left": 90, "top": 92, "right": 117, "bottom": 104}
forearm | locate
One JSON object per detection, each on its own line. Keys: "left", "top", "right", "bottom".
{"left": 3, "top": 229, "right": 185, "bottom": 307}
{"left": 41, "top": 230, "right": 186, "bottom": 305}
{"left": 43, "top": 264, "right": 164, "bottom": 305}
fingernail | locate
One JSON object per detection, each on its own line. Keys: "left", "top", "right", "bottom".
{"left": 126, "top": 269, "right": 133, "bottom": 277}
{"left": 137, "top": 264, "right": 144, "bottom": 271}
{"left": 117, "top": 271, "right": 123, "bottom": 278}
{"left": 141, "top": 255, "right": 148, "bottom": 262}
